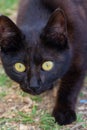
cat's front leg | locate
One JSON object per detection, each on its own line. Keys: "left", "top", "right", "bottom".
{"left": 52, "top": 66, "right": 85, "bottom": 125}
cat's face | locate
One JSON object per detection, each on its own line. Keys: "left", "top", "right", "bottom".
{"left": 1, "top": 41, "right": 71, "bottom": 95}
{"left": 0, "top": 9, "right": 72, "bottom": 95}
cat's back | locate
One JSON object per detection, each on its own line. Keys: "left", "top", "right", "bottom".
{"left": 17, "top": 0, "right": 87, "bottom": 28}
{"left": 17, "top": 0, "right": 87, "bottom": 56}
{"left": 17, "top": 0, "right": 51, "bottom": 27}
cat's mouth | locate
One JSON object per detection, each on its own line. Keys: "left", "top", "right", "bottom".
{"left": 20, "top": 84, "right": 53, "bottom": 95}
{"left": 20, "top": 85, "right": 38, "bottom": 95}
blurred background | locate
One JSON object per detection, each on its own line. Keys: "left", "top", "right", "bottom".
{"left": 0, "top": 0, "right": 87, "bottom": 130}
{"left": 0, "top": 0, "right": 18, "bottom": 19}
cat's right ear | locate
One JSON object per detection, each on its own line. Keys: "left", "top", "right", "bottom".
{"left": 41, "top": 9, "right": 68, "bottom": 50}
{"left": 0, "top": 15, "right": 23, "bottom": 51}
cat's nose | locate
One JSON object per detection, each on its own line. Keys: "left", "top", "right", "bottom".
{"left": 29, "top": 76, "right": 41, "bottom": 91}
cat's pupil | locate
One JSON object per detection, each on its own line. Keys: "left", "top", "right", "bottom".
{"left": 19, "top": 65, "right": 22, "bottom": 68}
{"left": 46, "top": 63, "right": 49, "bottom": 67}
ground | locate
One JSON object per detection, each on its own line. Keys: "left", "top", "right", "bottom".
{"left": 0, "top": 64, "right": 87, "bottom": 130}
{"left": 0, "top": 1, "right": 87, "bottom": 130}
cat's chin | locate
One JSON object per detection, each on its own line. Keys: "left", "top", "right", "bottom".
{"left": 21, "top": 88, "right": 45, "bottom": 95}
{"left": 20, "top": 84, "right": 54, "bottom": 95}
{"left": 20, "top": 87, "right": 47, "bottom": 95}
{"left": 20, "top": 86, "right": 41, "bottom": 95}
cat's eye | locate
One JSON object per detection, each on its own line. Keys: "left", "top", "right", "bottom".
{"left": 14, "top": 63, "right": 26, "bottom": 72}
{"left": 42, "top": 61, "right": 54, "bottom": 71}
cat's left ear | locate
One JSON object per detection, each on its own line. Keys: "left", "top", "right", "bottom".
{"left": 41, "top": 9, "right": 68, "bottom": 49}
{"left": 0, "top": 15, "right": 23, "bottom": 51}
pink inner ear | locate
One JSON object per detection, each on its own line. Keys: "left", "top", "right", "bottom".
{"left": 55, "top": 9, "right": 66, "bottom": 27}
{"left": 45, "top": 8, "right": 67, "bottom": 34}
{"left": 0, "top": 15, "right": 21, "bottom": 35}
{"left": 0, "top": 26, "right": 15, "bottom": 38}
{"left": 0, "top": 24, "right": 16, "bottom": 47}
{"left": 0, "top": 15, "right": 22, "bottom": 47}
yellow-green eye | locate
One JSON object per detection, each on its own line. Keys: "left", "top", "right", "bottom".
{"left": 14, "top": 63, "right": 26, "bottom": 72}
{"left": 42, "top": 61, "right": 54, "bottom": 71}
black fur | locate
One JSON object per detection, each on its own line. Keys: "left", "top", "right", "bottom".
{"left": 0, "top": 0, "right": 87, "bottom": 125}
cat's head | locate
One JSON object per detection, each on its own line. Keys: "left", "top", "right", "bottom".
{"left": 0, "top": 9, "right": 72, "bottom": 95}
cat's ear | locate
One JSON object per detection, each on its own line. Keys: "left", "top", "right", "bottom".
{"left": 0, "top": 15, "right": 23, "bottom": 52}
{"left": 41, "top": 9, "right": 68, "bottom": 49}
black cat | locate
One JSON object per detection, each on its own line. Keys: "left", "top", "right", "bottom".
{"left": 0, "top": 0, "right": 87, "bottom": 125}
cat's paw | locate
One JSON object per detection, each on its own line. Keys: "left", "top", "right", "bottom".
{"left": 52, "top": 109, "right": 76, "bottom": 125}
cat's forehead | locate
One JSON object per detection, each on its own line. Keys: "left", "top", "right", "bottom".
{"left": 21, "top": 28, "right": 58, "bottom": 60}
{"left": 23, "top": 28, "right": 43, "bottom": 51}
{"left": 24, "top": 43, "right": 58, "bottom": 63}
{"left": 22, "top": 26, "right": 42, "bottom": 45}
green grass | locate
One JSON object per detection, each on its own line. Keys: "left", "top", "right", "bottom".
{"left": 79, "top": 92, "right": 84, "bottom": 98}
{"left": 77, "top": 114, "right": 84, "bottom": 122}
{"left": 0, "top": 107, "right": 62, "bottom": 130}
{"left": 0, "top": 67, "right": 12, "bottom": 87}
{"left": 0, "top": 0, "right": 19, "bottom": 16}
{"left": 0, "top": 67, "right": 87, "bottom": 130}
{"left": 0, "top": 0, "right": 87, "bottom": 129}
{"left": 19, "top": 90, "right": 42, "bottom": 102}
{"left": 40, "top": 113, "right": 58, "bottom": 130}
{"left": 0, "top": 126, "right": 17, "bottom": 130}
{"left": 0, "top": 74, "right": 9, "bottom": 86}
{"left": 0, "top": 91, "right": 7, "bottom": 98}
{"left": 0, "top": 67, "right": 12, "bottom": 98}
{"left": 30, "top": 95, "right": 42, "bottom": 102}
{"left": 0, "top": 112, "right": 87, "bottom": 130}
